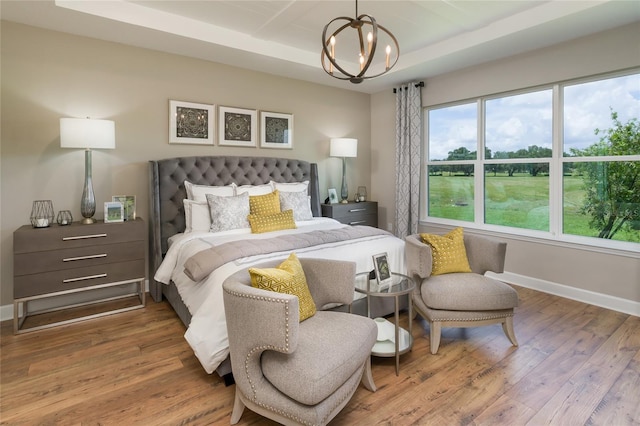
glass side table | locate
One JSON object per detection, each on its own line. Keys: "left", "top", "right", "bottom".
{"left": 353, "top": 272, "right": 415, "bottom": 375}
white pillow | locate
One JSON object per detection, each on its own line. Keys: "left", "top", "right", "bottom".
{"left": 279, "top": 190, "right": 313, "bottom": 221}
{"left": 206, "top": 192, "right": 250, "bottom": 232}
{"left": 185, "top": 180, "right": 236, "bottom": 202}
{"left": 235, "top": 183, "right": 274, "bottom": 196}
{"left": 183, "top": 199, "right": 211, "bottom": 233}
{"left": 271, "top": 180, "right": 309, "bottom": 193}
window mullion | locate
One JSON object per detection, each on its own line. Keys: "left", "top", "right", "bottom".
{"left": 550, "top": 84, "right": 562, "bottom": 237}
{"left": 476, "top": 98, "right": 485, "bottom": 226}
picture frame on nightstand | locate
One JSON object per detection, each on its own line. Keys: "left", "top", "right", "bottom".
{"left": 372, "top": 252, "right": 392, "bottom": 288}
{"left": 328, "top": 188, "right": 338, "bottom": 204}
{"left": 104, "top": 202, "right": 124, "bottom": 223}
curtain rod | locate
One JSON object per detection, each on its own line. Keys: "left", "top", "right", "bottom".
{"left": 393, "top": 81, "right": 424, "bottom": 93}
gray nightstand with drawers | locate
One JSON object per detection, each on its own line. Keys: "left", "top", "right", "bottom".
{"left": 321, "top": 201, "right": 378, "bottom": 227}
{"left": 12, "top": 218, "right": 146, "bottom": 334}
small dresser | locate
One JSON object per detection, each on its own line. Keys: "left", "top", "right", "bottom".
{"left": 321, "top": 201, "right": 378, "bottom": 227}
{"left": 13, "top": 218, "right": 146, "bottom": 334}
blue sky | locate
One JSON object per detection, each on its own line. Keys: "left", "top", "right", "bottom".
{"left": 428, "top": 73, "right": 640, "bottom": 161}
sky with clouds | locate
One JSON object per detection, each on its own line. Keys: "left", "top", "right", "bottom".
{"left": 428, "top": 73, "right": 640, "bottom": 161}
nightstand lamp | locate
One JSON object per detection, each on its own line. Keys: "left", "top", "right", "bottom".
{"left": 330, "top": 138, "right": 357, "bottom": 203}
{"left": 60, "top": 117, "right": 115, "bottom": 224}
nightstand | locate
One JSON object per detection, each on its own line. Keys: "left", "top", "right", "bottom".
{"left": 13, "top": 218, "right": 146, "bottom": 334}
{"left": 321, "top": 201, "right": 378, "bottom": 227}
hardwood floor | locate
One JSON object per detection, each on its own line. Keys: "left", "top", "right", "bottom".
{"left": 1, "top": 285, "right": 639, "bottom": 425}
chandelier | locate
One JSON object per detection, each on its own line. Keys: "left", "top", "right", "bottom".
{"left": 321, "top": 0, "right": 399, "bottom": 84}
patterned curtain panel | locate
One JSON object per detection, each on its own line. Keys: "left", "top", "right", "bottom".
{"left": 394, "top": 82, "right": 423, "bottom": 239}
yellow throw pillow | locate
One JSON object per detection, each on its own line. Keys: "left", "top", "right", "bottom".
{"left": 249, "top": 253, "right": 316, "bottom": 321}
{"left": 248, "top": 209, "right": 296, "bottom": 234}
{"left": 420, "top": 227, "right": 472, "bottom": 275}
{"left": 249, "top": 190, "right": 281, "bottom": 216}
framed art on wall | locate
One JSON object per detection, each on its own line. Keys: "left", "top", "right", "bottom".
{"left": 218, "top": 106, "right": 257, "bottom": 147}
{"left": 112, "top": 195, "right": 136, "bottom": 221}
{"left": 260, "top": 111, "right": 293, "bottom": 149}
{"left": 104, "top": 202, "right": 124, "bottom": 223}
{"left": 169, "top": 100, "right": 214, "bottom": 145}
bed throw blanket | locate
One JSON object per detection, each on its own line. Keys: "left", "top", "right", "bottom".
{"left": 184, "top": 226, "right": 391, "bottom": 282}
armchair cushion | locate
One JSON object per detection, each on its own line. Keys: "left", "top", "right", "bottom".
{"left": 262, "top": 310, "right": 377, "bottom": 405}
{"left": 422, "top": 273, "right": 519, "bottom": 311}
{"left": 420, "top": 227, "right": 472, "bottom": 275}
{"left": 249, "top": 253, "right": 316, "bottom": 321}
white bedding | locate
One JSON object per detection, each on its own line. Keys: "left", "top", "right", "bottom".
{"left": 154, "top": 217, "right": 405, "bottom": 373}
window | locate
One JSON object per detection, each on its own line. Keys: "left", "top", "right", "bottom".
{"left": 425, "top": 71, "right": 640, "bottom": 250}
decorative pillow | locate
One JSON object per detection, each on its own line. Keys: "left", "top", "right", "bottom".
{"left": 206, "top": 192, "right": 250, "bottom": 232}
{"left": 185, "top": 180, "right": 236, "bottom": 202}
{"left": 249, "top": 190, "right": 281, "bottom": 216}
{"left": 249, "top": 253, "right": 316, "bottom": 321}
{"left": 271, "top": 180, "right": 309, "bottom": 193}
{"left": 279, "top": 191, "right": 313, "bottom": 221}
{"left": 183, "top": 199, "right": 211, "bottom": 233}
{"left": 248, "top": 209, "right": 296, "bottom": 234}
{"left": 420, "top": 227, "right": 472, "bottom": 276}
{"left": 235, "top": 183, "right": 274, "bottom": 196}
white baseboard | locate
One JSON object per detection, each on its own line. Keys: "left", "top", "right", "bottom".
{"left": 0, "top": 280, "right": 150, "bottom": 323}
{"left": 487, "top": 271, "right": 640, "bottom": 317}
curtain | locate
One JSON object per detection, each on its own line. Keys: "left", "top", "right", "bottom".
{"left": 394, "top": 82, "right": 423, "bottom": 239}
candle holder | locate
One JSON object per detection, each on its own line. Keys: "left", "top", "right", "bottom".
{"left": 356, "top": 186, "right": 367, "bottom": 202}
{"left": 30, "top": 200, "right": 55, "bottom": 228}
{"left": 57, "top": 210, "right": 73, "bottom": 226}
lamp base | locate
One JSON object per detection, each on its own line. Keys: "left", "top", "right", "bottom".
{"left": 340, "top": 199, "right": 348, "bottom": 204}
{"left": 81, "top": 217, "right": 96, "bottom": 225}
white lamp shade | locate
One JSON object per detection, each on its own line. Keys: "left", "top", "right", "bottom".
{"left": 60, "top": 118, "right": 115, "bottom": 149}
{"left": 330, "top": 138, "right": 358, "bottom": 158}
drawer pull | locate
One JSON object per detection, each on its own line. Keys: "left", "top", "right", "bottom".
{"left": 348, "top": 208, "right": 367, "bottom": 213}
{"left": 63, "top": 273, "right": 107, "bottom": 283}
{"left": 62, "top": 233, "right": 107, "bottom": 241}
{"left": 349, "top": 220, "right": 367, "bottom": 225}
{"left": 63, "top": 254, "right": 107, "bottom": 262}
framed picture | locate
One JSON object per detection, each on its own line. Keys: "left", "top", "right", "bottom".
{"left": 112, "top": 195, "right": 136, "bottom": 221}
{"left": 169, "top": 100, "right": 214, "bottom": 145}
{"left": 372, "top": 252, "right": 392, "bottom": 287}
{"left": 104, "top": 202, "right": 124, "bottom": 223}
{"left": 328, "top": 188, "right": 338, "bottom": 204}
{"left": 218, "top": 106, "right": 257, "bottom": 147}
{"left": 260, "top": 111, "right": 293, "bottom": 149}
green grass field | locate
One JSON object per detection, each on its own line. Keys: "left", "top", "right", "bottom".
{"left": 428, "top": 173, "right": 640, "bottom": 243}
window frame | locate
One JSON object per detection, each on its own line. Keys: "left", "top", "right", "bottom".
{"left": 422, "top": 70, "right": 640, "bottom": 257}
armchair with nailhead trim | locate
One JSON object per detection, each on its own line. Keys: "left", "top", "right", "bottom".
{"left": 222, "top": 258, "right": 377, "bottom": 426}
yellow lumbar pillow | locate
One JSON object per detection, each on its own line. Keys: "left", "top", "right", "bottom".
{"left": 420, "top": 227, "right": 472, "bottom": 275}
{"left": 249, "top": 190, "right": 281, "bottom": 216}
{"left": 249, "top": 253, "right": 316, "bottom": 322}
{"left": 248, "top": 209, "right": 296, "bottom": 234}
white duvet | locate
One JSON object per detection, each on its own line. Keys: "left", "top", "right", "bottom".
{"left": 154, "top": 217, "right": 405, "bottom": 374}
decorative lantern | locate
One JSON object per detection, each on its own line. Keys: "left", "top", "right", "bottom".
{"left": 356, "top": 186, "right": 367, "bottom": 202}
{"left": 57, "top": 210, "right": 73, "bottom": 226}
{"left": 30, "top": 200, "right": 55, "bottom": 228}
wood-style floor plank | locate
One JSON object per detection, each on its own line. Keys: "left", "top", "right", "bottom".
{"left": 1, "top": 285, "right": 639, "bottom": 425}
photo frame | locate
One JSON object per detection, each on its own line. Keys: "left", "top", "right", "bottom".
{"left": 328, "top": 188, "right": 338, "bottom": 204}
{"left": 372, "top": 252, "right": 393, "bottom": 287}
{"left": 169, "top": 100, "right": 214, "bottom": 145}
{"left": 112, "top": 195, "right": 136, "bottom": 221}
{"left": 104, "top": 202, "right": 124, "bottom": 223}
{"left": 218, "top": 106, "right": 257, "bottom": 147}
{"left": 260, "top": 111, "right": 293, "bottom": 149}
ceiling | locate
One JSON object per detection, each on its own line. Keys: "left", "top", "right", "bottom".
{"left": 2, "top": 0, "right": 639, "bottom": 94}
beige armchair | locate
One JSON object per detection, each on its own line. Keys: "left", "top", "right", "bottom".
{"left": 222, "top": 258, "right": 377, "bottom": 426}
{"left": 405, "top": 233, "right": 519, "bottom": 354}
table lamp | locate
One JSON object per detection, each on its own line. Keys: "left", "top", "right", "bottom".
{"left": 330, "top": 138, "right": 358, "bottom": 203}
{"left": 60, "top": 117, "right": 115, "bottom": 224}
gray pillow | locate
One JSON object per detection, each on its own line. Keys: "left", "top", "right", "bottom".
{"left": 206, "top": 192, "right": 250, "bottom": 232}
{"left": 279, "top": 190, "right": 313, "bottom": 221}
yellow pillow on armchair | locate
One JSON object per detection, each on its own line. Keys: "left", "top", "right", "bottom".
{"left": 249, "top": 253, "right": 316, "bottom": 321}
{"left": 420, "top": 227, "right": 472, "bottom": 275}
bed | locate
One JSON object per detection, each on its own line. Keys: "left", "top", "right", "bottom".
{"left": 148, "top": 156, "right": 406, "bottom": 378}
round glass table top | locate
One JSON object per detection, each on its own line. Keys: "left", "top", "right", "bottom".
{"left": 354, "top": 272, "right": 415, "bottom": 297}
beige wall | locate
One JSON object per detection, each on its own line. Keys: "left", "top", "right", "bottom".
{"left": 371, "top": 23, "right": 640, "bottom": 304}
{"left": 0, "top": 22, "right": 372, "bottom": 307}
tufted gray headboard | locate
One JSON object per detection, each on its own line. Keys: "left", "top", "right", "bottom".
{"left": 147, "top": 156, "right": 321, "bottom": 302}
